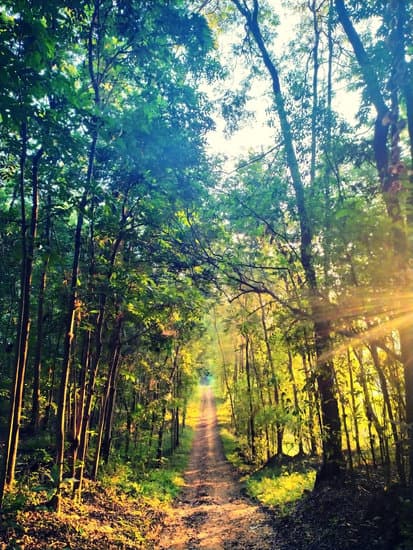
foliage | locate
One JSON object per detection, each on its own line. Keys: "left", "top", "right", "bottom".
{"left": 246, "top": 466, "right": 316, "bottom": 512}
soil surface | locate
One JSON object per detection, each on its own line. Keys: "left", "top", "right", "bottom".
{"left": 158, "top": 385, "right": 276, "bottom": 549}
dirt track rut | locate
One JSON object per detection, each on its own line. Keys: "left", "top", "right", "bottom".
{"left": 158, "top": 386, "right": 276, "bottom": 549}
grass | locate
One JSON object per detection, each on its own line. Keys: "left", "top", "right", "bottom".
{"left": 102, "top": 387, "right": 201, "bottom": 506}
{"left": 219, "top": 426, "right": 253, "bottom": 474}
{"left": 246, "top": 466, "right": 316, "bottom": 512}
{"left": 124, "top": 424, "right": 196, "bottom": 505}
{"left": 216, "top": 394, "right": 317, "bottom": 513}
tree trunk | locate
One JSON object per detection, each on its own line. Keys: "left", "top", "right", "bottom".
{"left": 347, "top": 350, "right": 363, "bottom": 466}
{"left": 287, "top": 349, "right": 304, "bottom": 456}
{"left": 302, "top": 352, "right": 318, "bottom": 455}
{"left": 245, "top": 337, "right": 256, "bottom": 461}
{"left": 30, "top": 193, "right": 51, "bottom": 433}
{"left": 369, "top": 342, "right": 405, "bottom": 483}
{"left": 232, "top": 0, "right": 343, "bottom": 482}
{"left": 258, "top": 295, "right": 283, "bottom": 455}
{"left": 156, "top": 405, "right": 167, "bottom": 462}
{"left": 353, "top": 348, "right": 386, "bottom": 467}
{"left": 53, "top": 191, "right": 87, "bottom": 512}
{"left": 0, "top": 136, "right": 42, "bottom": 507}
{"left": 92, "top": 316, "right": 123, "bottom": 479}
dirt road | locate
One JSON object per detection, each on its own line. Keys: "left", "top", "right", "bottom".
{"left": 158, "top": 386, "right": 276, "bottom": 549}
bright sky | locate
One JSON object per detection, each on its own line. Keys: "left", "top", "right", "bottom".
{"left": 204, "top": 2, "right": 360, "bottom": 166}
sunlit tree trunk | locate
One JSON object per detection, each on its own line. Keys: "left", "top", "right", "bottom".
{"left": 287, "top": 349, "right": 304, "bottom": 456}
{"left": 258, "top": 295, "right": 283, "bottom": 455}
{"left": 335, "top": 371, "right": 353, "bottom": 470}
{"left": 232, "top": 0, "right": 343, "bottom": 483}
{"left": 347, "top": 350, "right": 363, "bottom": 467}
{"left": 302, "top": 352, "right": 318, "bottom": 456}
{"left": 245, "top": 336, "right": 256, "bottom": 461}
{"left": 214, "top": 311, "right": 238, "bottom": 433}
{"left": 353, "top": 348, "right": 386, "bottom": 468}
{"left": 369, "top": 342, "right": 405, "bottom": 483}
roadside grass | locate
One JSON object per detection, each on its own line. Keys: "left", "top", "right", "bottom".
{"left": 246, "top": 466, "right": 316, "bottom": 512}
{"left": 216, "top": 394, "right": 317, "bottom": 513}
{"left": 102, "top": 386, "right": 201, "bottom": 506}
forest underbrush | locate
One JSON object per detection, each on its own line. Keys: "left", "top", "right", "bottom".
{"left": 0, "top": 423, "right": 196, "bottom": 549}
{"left": 265, "top": 467, "right": 413, "bottom": 550}
{"left": 0, "top": 478, "right": 163, "bottom": 549}
{"left": 217, "top": 403, "right": 413, "bottom": 549}
{"left": 228, "top": 446, "right": 413, "bottom": 548}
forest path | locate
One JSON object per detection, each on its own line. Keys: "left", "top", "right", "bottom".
{"left": 158, "top": 386, "right": 276, "bottom": 549}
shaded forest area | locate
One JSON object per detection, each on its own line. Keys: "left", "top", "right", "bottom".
{"left": 1, "top": 0, "right": 413, "bottom": 548}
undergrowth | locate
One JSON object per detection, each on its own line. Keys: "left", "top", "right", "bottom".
{"left": 102, "top": 386, "right": 201, "bottom": 506}
{"left": 216, "top": 395, "right": 317, "bottom": 512}
{"left": 246, "top": 466, "right": 316, "bottom": 512}
{"left": 0, "top": 388, "right": 202, "bottom": 549}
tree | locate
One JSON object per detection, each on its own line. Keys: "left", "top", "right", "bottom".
{"left": 334, "top": 0, "right": 413, "bottom": 484}
{"left": 229, "top": 0, "right": 343, "bottom": 483}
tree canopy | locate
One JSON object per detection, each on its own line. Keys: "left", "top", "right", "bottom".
{"left": 1, "top": 0, "right": 413, "bottom": 523}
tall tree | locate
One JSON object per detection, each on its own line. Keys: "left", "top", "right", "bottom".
{"left": 230, "top": 0, "right": 343, "bottom": 482}
{"left": 335, "top": 0, "right": 413, "bottom": 484}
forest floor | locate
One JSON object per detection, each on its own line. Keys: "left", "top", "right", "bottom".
{"left": 0, "top": 478, "right": 164, "bottom": 549}
{"left": 157, "top": 386, "right": 275, "bottom": 549}
{"left": 157, "top": 386, "right": 413, "bottom": 550}
{"left": 2, "top": 386, "right": 413, "bottom": 549}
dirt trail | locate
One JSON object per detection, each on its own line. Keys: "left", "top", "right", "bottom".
{"left": 158, "top": 386, "right": 276, "bottom": 549}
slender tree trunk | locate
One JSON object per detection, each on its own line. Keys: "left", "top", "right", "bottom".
{"left": 92, "top": 316, "right": 123, "bottom": 479}
{"left": 101, "top": 348, "right": 121, "bottom": 465}
{"left": 258, "top": 295, "right": 283, "bottom": 455}
{"left": 347, "top": 350, "right": 363, "bottom": 466}
{"left": 156, "top": 405, "right": 167, "bottom": 462}
{"left": 0, "top": 137, "right": 42, "bottom": 507}
{"left": 250, "top": 342, "right": 271, "bottom": 461}
{"left": 52, "top": 192, "right": 87, "bottom": 512}
{"left": 245, "top": 337, "right": 256, "bottom": 461}
{"left": 213, "top": 310, "right": 238, "bottom": 432}
{"left": 287, "top": 349, "right": 304, "bottom": 456}
{"left": 232, "top": 0, "right": 342, "bottom": 482}
{"left": 302, "top": 352, "right": 318, "bottom": 455}
{"left": 400, "top": 327, "right": 413, "bottom": 483}
{"left": 30, "top": 193, "right": 51, "bottom": 433}
{"left": 335, "top": 371, "right": 353, "bottom": 470}
{"left": 309, "top": 0, "right": 320, "bottom": 188}
{"left": 369, "top": 342, "right": 405, "bottom": 483}
{"left": 353, "top": 348, "right": 386, "bottom": 467}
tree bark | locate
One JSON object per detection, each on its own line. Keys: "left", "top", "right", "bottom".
{"left": 245, "top": 336, "right": 256, "bottom": 461}
{"left": 92, "top": 315, "right": 123, "bottom": 479}
{"left": 258, "top": 295, "right": 283, "bottom": 455}
{"left": 30, "top": 193, "right": 51, "bottom": 433}
{"left": 0, "top": 136, "right": 43, "bottom": 507}
{"left": 232, "top": 0, "right": 343, "bottom": 482}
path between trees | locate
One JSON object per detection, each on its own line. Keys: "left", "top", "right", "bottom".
{"left": 158, "top": 386, "right": 276, "bottom": 549}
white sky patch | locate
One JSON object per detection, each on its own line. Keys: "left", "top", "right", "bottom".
{"left": 203, "top": 1, "right": 361, "bottom": 167}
